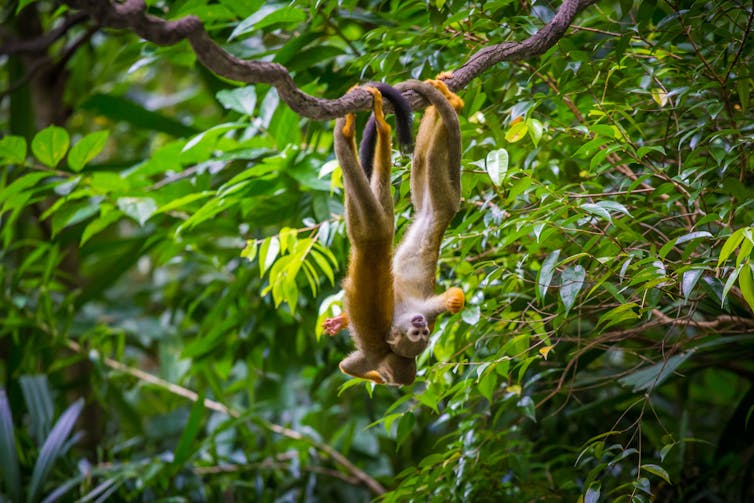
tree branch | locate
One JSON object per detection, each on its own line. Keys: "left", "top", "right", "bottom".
{"left": 62, "top": 0, "right": 596, "bottom": 119}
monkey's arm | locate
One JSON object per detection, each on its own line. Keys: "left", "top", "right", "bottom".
{"left": 392, "top": 79, "right": 464, "bottom": 300}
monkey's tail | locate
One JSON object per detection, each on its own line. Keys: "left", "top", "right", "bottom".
{"left": 358, "top": 82, "right": 413, "bottom": 179}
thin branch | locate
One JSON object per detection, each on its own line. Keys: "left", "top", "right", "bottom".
{"left": 66, "top": 340, "right": 386, "bottom": 496}
{"left": 61, "top": 0, "right": 596, "bottom": 119}
{"left": 0, "top": 12, "right": 88, "bottom": 55}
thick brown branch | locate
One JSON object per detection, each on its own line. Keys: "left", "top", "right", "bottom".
{"left": 62, "top": 0, "right": 595, "bottom": 119}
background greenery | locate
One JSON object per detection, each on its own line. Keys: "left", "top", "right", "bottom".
{"left": 2, "top": 0, "right": 753, "bottom": 501}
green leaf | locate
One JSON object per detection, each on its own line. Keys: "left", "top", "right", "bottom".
{"left": 642, "top": 463, "right": 671, "bottom": 484}
{"left": 584, "top": 481, "right": 601, "bottom": 503}
{"left": 738, "top": 261, "right": 754, "bottom": 313}
{"left": 27, "top": 398, "right": 84, "bottom": 503}
{"left": 117, "top": 197, "right": 157, "bottom": 226}
{"left": 172, "top": 393, "right": 206, "bottom": 467}
{"left": 0, "top": 389, "right": 21, "bottom": 503}
{"left": 31, "top": 126, "right": 70, "bottom": 168}
{"left": 526, "top": 118, "right": 544, "bottom": 146}
{"left": 517, "top": 395, "right": 536, "bottom": 422}
{"left": 67, "top": 130, "right": 109, "bottom": 172}
{"left": 242, "top": 240, "right": 258, "bottom": 262}
{"left": 81, "top": 94, "right": 198, "bottom": 137}
{"left": 718, "top": 228, "right": 746, "bottom": 267}
{"left": 230, "top": 4, "right": 306, "bottom": 40}
{"left": 618, "top": 352, "right": 693, "bottom": 392}
{"left": 0, "top": 135, "right": 27, "bottom": 164}
{"left": 80, "top": 210, "right": 123, "bottom": 245}
{"left": 396, "top": 413, "right": 415, "bottom": 449}
{"left": 560, "top": 265, "right": 585, "bottom": 314}
{"left": 682, "top": 269, "right": 703, "bottom": 300}
{"left": 505, "top": 121, "right": 528, "bottom": 143}
{"left": 580, "top": 203, "right": 612, "bottom": 223}
{"left": 537, "top": 249, "right": 561, "bottom": 302}
{"left": 485, "top": 148, "right": 509, "bottom": 186}
{"left": 217, "top": 86, "right": 257, "bottom": 115}
{"left": 259, "top": 236, "right": 280, "bottom": 276}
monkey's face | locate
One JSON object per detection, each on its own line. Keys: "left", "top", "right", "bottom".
{"left": 387, "top": 313, "right": 430, "bottom": 358}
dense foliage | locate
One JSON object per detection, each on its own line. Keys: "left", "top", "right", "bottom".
{"left": 2, "top": 0, "right": 753, "bottom": 501}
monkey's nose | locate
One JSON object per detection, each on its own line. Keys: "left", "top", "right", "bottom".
{"left": 411, "top": 315, "right": 427, "bottom": 327}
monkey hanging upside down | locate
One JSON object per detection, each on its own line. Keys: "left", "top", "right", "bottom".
{"left": 324, "top": 78, "right": 465, "bottom": 385}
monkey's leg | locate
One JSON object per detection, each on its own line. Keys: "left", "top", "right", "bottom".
{"left": 365, "top": 87, "right": 395, "bottom": 224}
{"left": 339, "top": 351, "right": 385, "bottom": 384}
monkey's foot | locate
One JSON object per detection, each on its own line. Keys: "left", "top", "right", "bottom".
{"left": 445, "top": 287, "right": 465, "bottom": 313}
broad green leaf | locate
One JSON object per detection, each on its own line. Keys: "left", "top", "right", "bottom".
{"left": 395, "top": 413, "right": 415, "bottom": 449}
{"left": 505, "top": 121, "right": 528, "bottom": 143}
{"left": 580, "top": 203, "right": 612, "bottom": 223}
{"left": 676, "top": 231, "right": 713, "bottom": 245}
{"left": 478, "top": 371, "right": 497, "bottom": 403}
{"left": 0, "top": 135, "right": 27, "bottom": 164}
{"left": 217, "top": 86, "right": 257, "bottom": 115}
{"left": 259, "top": 236, "right": 280, "bottom": 276}
{"left": 682, "top": 269, "right": 703, "bottom": 300}
{"left": 718, "top": 228, "right": 746, "bottom": 266}
{"left": 80, "top": 210, "right": 123, "bottom": 245}
{"left": 526, "top": 118, "right": 544, "bottom": 146}
{"left": 67, "top": 130, "right": 109, "bottom": 172}
{"left": 31, "top": 126, "right": 69, "bottom": 168}
{"left": 0, "top": 171, "right": 50, "bottom": 208}
{"left": 584, "top": 482, "right": 601, "bottom": 503}
{"left": 241, "top": 240, "right": 258, "bottom": 262}
{"left": 596, "top": 200, "right": 631, "bottom": 217}
{"left": 537, "top": 249, "right": 561, "bottom": 302}
{"left": 738, "top": 261, "right": 754, "bottom": 313}
{"left": 117, "top": 197, "right": 157, "bottom": 226}
{"left": 560, "top": 265, "right": 585, "bottom": 314}
{"left": 642, "top": 463, "right": 671, "bottom": 484}
{"left": 485, "top": 148, "right": 509, "bottom": 186}
{"left": 618, "top": 352, "right": 693, "bottom": 391}
{"left": 651, "top": 88, "right": 669, "bottom": 106}
{"left": 230, "top": 5, "right": 306, "bottom": 40}
{"left": 517, "top": 396, "right": 536, "bottom": 422}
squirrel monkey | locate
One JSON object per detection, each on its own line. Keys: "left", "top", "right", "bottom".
{"left": 325, "top": 79, "right": 465, "bottom": 386}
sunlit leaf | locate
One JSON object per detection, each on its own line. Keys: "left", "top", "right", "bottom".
{"left": 642, "top": 463, "right": 671, "bottom": 483}
{"left": 67, "top": 130, "right": 109, "bottom": 172}
{"left": 117, "top": 197, "right": 157, "bottom": 226}
{"left": 217, "top": 86, "right": 257, "bottom": 115}
{"left": 485, "top": 148, "right": 509, "bottom": 186}
{"left": 0, "top": 135, "right": 27, "bottom": 164}
{"left": 505, "top": 121, "right": 529, "bottom": 143}
{"left": 31, "top": 126, "right": 69, "bottom": 168}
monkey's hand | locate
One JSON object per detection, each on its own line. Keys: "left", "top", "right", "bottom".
{"left": 323, "top": 313, "right": 348, "bottom": 335}
{"left": 444, "top": 287, "right": 465, "bottom": 314}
